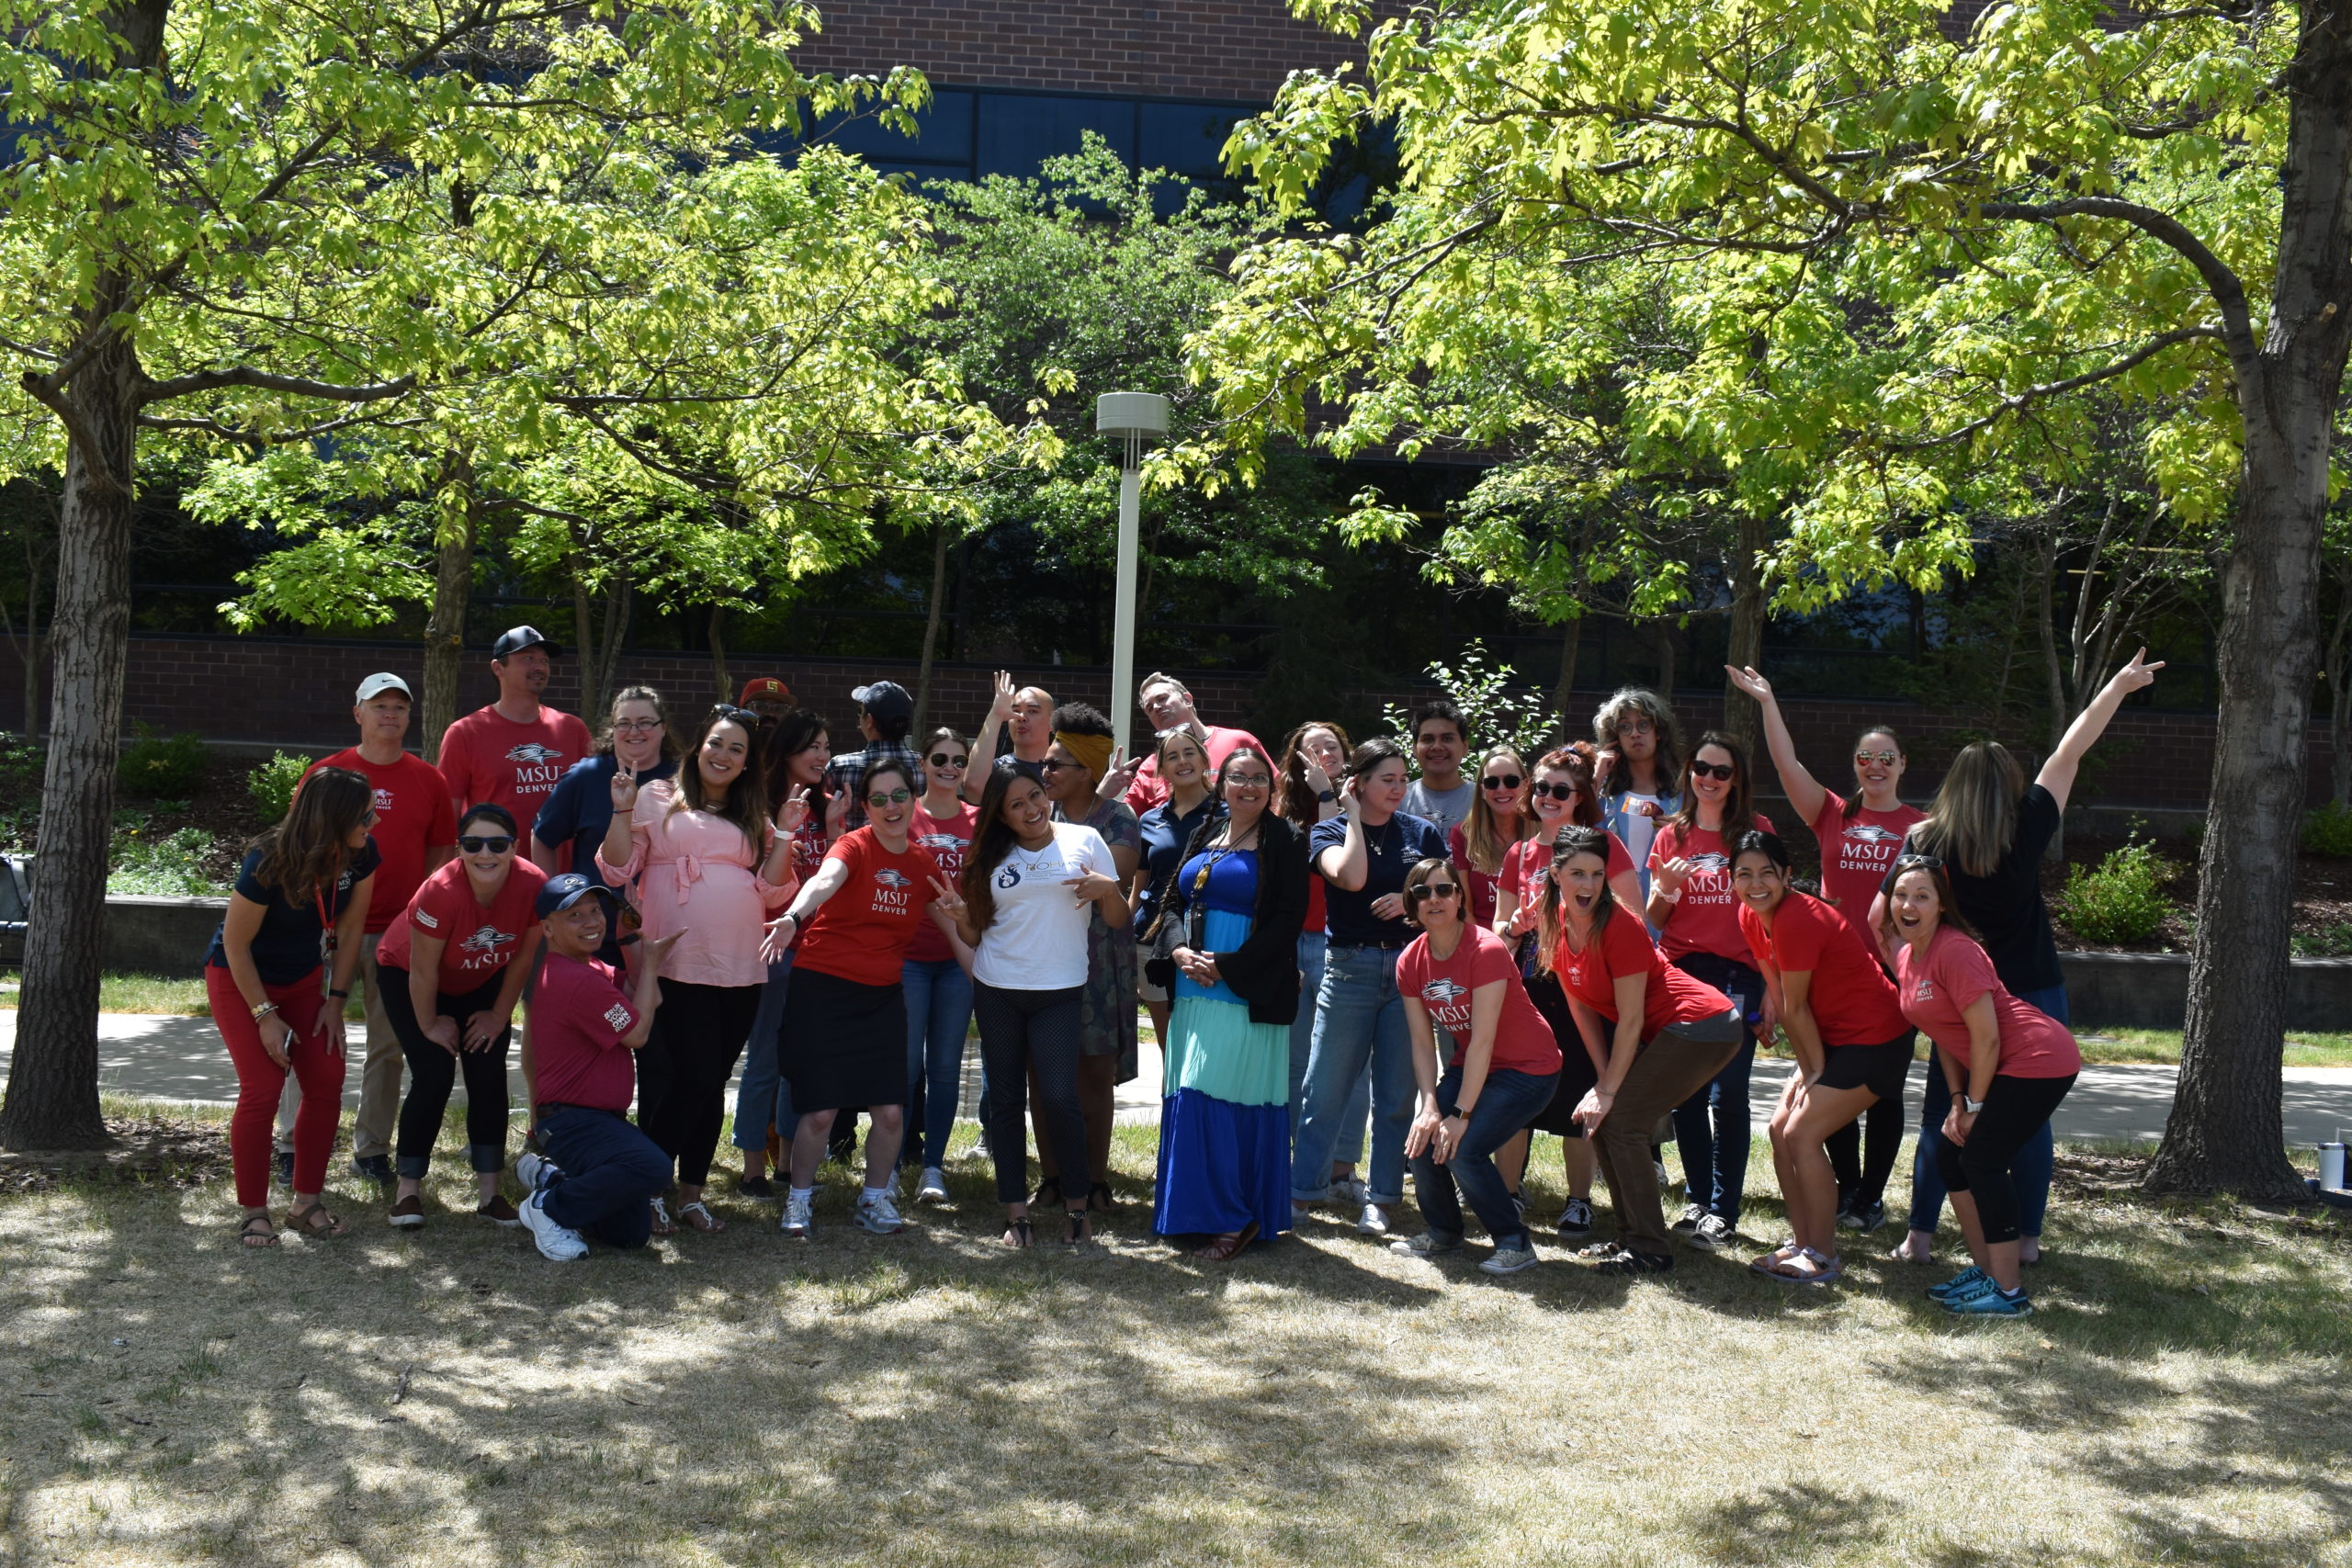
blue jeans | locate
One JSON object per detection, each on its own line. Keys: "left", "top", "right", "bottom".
{"left": 1410, "top": 1066, "right": 1559, "bottom": 1251}
{"left": 537, "top": 1104, "right": 672, "bottom": 1249}
{"left": 1287, "top": 932, "right": 1369, "bottom": 1171}
{"left": 1668, "top": 952, "right": 1766, "bottom": 1224}
{"left": 1291, "top": 944, "right": 1418, "bottom": 1207}
{"left": 1906, "top": 983, "right": 2063, "bottom": 1238}
{"left": 903, "top": 956, "right": 975, "bottom": 1168}
{"left": 731, "top": 952, "right": 797, "bottom": 1154}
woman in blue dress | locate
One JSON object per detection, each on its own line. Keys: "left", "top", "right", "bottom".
{"left": 1146, "top": 744, "right": 1310, "bottom": 1259}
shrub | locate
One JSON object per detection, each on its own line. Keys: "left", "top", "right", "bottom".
{"left": 2301, "top": 802, "right": 2352, "bottom": 858}
{"left": 2053, "top": 837, "right": 2175, "bottom": 944}
{"left": 2291, "top": 922, "right": 2352, "bottom": 958}
{"left": 117, "top": 723, "right": 209, "bottom": 798}
{"left": 247, "top": 751, "right": 311, "bottom": 824}
{"left": 0, "top": 731, "right": 44, "bottom": 789}
{"left": 108, "top": 827, "right": 226, "bottom": 897}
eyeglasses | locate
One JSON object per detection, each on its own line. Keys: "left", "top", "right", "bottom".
{"left": 612, "top": 718, "right": 663, "bottom": 733}
{"left": 1418, "top": 881, "right": 1460, "bottom": 899}
{"left": 1689, "top": 761, "right": 1736, "bottom": 782}
{"left": 1531, "top": 782, "right": 1580, "bottom": 801}
{"left": 1855, "top": 750, "right": 1900, "bottom": 766}
{"left": 1481, "top": 773, "right": 1523, "bottom": 791}
{"left": 1615, "top": 718, "right": 1656, "bottom": 738}
{"left": 1224, "top": 773, "right": 1272, "bottom": 790}
{"left": 928, "top": 752, "right": 968, "bottom": 769}
{"left": 865, "top": 788, "right": 912, "bottom": 807}
{"left": 458, "top": 835, "right": 515, "bottom": 854}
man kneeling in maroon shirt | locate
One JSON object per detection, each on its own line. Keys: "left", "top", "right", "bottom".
{"left": 515, "top": 873, "right": 681, "bottom": 1260}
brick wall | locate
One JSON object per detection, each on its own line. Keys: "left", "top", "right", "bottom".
{"left": 0, "top": 632, "right": 2326, "bottom": 813}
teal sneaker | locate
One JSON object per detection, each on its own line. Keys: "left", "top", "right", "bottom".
{"left": 1945, "top": 1284, "right": 2032, "bottom": 1317}
{"left": 1927, "top": 1266, "right": 1989, "bottom": 1301}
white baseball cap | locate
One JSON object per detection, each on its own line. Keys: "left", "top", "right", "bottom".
{"left": 356, "top": 672, "right": 413, "bottom": 703}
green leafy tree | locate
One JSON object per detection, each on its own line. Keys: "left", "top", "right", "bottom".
{"left": 1191, "top": 0, "right": 2350, "bottom": 1198}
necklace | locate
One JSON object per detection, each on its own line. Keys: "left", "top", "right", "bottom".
{"left": 1191, "top": 818, "right": 1261, "bottom": 895}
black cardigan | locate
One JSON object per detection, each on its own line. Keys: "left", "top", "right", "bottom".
{"left": 1144, "top": 813, "right": 1311, "bottom": 1026}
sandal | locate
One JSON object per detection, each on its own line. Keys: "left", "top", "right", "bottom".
{"left": 1031, "top": 1178, "right": 1064, "bottom": 1211}
{"left": 1750, "top": 1239, "right": 1805, "bottom": 1274}
{"left": 1575, "top": 1240, "right": 1624, "bottom": 1259}
{"left": 1595, "top": 1249, "right": 1674, "bottom": 1277}
{"left": 1001, "top": 1217, "right": 1035, "bottom": 1250}
{"left": 237, "top": 1213, "right": 279, "bottom": 1249}
{"left": 1758, "top": 1248, "right": 1843, "bottom": 1284}
{"left": 284, "top": 1201, "right": 349, "bottom": 1239}
{"left": 675, "top": 1200, "right": 724, "bottom": 1233}
{"left": 649, "top": 1197, "right": 676, "bottom": 1237}
{"left": 1061, "top": 1210, "right": 1093, "bottom": 1247}
{"left": 1087, "top": 1180, "right": 1118, "bottom": 1213}
{"left": 1194, "top": 1221, "right": 1259, "bottom": 1262}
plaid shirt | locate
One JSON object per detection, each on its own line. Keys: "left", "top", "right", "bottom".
{"left": 820, "top": 737, "right": 927, "bottom": 830}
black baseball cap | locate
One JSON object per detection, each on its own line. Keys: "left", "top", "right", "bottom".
{"left": 852, "top": 679, "right": 914, "bottom": 725}
{"left": 492, "top": 625, "right": 561, "bottom": 660}
{"left": 536, "top": 873, "right": 620, "bottom": 919}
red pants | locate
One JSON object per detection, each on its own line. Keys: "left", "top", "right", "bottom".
{"left": 209, "top": 965, "right": 344, "bottom": 1208}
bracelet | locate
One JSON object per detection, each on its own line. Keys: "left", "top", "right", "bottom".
{"left": 250, "top": 1002, "right": 278, "bottom": 1021}
{"left": 327, "top": 987, "right": 350, "bottom": 999}
{"left": 1657, "top": 886, "right": 1682, "bottom": 903}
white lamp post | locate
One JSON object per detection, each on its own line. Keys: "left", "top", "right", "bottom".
{"left": 1095, "top": 391, "right": 1170, "bottom": 758}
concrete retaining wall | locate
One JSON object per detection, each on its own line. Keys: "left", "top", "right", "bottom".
{"left": 2060, "top": 952, "right": 2352, "bottom": 1032}
{"left": 0, "top": 895, "right": 225, "bottom": 977}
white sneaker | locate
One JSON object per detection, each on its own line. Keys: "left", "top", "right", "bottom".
{"left": 517, "top": 1191, "right": 586, "bottom": 1261}
{"left": 1329, "top": 1175, "right": 1369, "bottom": 1208}
{"left": 855, "top": 1190, "right": 904, "bottom": 1235}
{"left": 781, "top": 1191, "right": 813, "bottom": 1240}
{"left": 1690, "top": 1213, "right": 1733, "bottom": 1251}
{"left": 1388, "top": 1230, "right": 1462, "bottom": 1258}
{"left": 1355, "top": 1202, "right": 1392, "bottom": 1238}
{"left": 917, "top": 1167, "right": 948, "bottom": 1204}
{"left": 1480, "top": 1246, "right": 1540, "bottom": 1276}
{"left": 515, "top": 1152, "right": 559, "bottom": 1194}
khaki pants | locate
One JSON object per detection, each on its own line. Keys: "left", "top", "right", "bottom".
{"left": 276, "top": 933, "right": 398, "bottom": 1161}
{"left": 1590, "top": 1010, "right": 1743, "bottom": 1257}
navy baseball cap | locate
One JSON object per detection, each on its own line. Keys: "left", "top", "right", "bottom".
{"left": 492, "top": 625, "right": 561, "bottom": 660}
{"left": 536, "top": 873, "right": 620, "bottom": 919}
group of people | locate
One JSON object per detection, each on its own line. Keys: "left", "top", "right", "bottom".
{"left": 204, "top": 625, "right": 2163, "bottom": 1315}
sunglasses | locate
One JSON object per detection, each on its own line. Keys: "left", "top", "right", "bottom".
{"left": 1689, "top": 761, "right": 1736, "bottom": 782}
{"left": 865, "top": 788, "right": 912, "bottom": 807}
{"left": 1855, "top": 750, "right": 1900, "bottom": 766}
{"left": 1531, "top": 781, "right": 1580, "bottom": 801}
{"left": 710, "top": 703, "right": 757, "bottom": 724}
{"left": 458, "top": 835, "right": 515, "bottom": 854}
{"left": 1481, "top": 773, "right": 1523, "bottom": 791}
{"left": 1417, "top": 881, "right": 1461, "bottom": 899}
{"left": 1036, "top": 758, "right": 1078, "bottom": 774}
{"left": 1894, "top": 852, "right": 1943, "bottom": 869}
{"left": 928, "top": 752, "right": 968, "bottom": 769}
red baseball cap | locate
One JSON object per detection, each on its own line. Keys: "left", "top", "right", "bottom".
{"left": 739, "top": 676, "right": 792, "bottom": 705}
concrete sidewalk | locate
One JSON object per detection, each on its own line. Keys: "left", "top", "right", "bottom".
{"left": 4, "top": 1012, "right": 2349, "bottom": 1148}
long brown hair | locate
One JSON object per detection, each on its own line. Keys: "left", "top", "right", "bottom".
{"left": 1844, "top": 725, "right": 1907, "bottom": 820}
{"left": 1913, "top": 740, "right": 2024, "bottom": 876}
{"left": 254, "top": 766, "right": 372, "bottom": 906}
{"left": 1275, "top": 719, "right": 1352, "bottom": 828}
{"left": 670, "top": 707, "right": 770, "bottom": 854}
{"left": 1665, "top": 730, "right": 1755, "bottom": 837}
{"left": 1462, "top": 746, "right": 1536, "bottom": 875}
{"left": 960, "top": 759, "right": 1050, "bottom": 936}
{"left": 1877, "top": 853, "right": 1983, "bottom": 951}
{"left": 1534, "top": 825, "right": 1622, "bottom": 975}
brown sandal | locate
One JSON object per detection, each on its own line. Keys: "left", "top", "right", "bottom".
{"left": 1193, "top": 1221, "right": 1259, "bottom": 1262}
{"left": 284, "top": 1201, "right": 348, "bottom": 1239}
{"left": 238, "top": 1213, "right": 279, "bottom": 1249}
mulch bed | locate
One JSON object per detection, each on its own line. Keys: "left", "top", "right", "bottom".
{"left": 0, "top": 1113, "right": 230, "bottom": 1194}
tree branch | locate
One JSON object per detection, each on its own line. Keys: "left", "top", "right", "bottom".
{"left": 1978, "top": 197, "right": 2258, "bottom": 365}
{"left": 1894, "top": 326, "right": 2223, "bottom": 450}
{"left": 141, "top": 367, "right": 417, "bottom": 405}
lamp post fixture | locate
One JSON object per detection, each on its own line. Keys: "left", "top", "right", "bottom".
{"left": 1094, "top": 391, "right": 1169, "bottom": 758}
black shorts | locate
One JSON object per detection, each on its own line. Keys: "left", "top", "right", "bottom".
{"left": 1815, "top": 1032, "right": 1916, "bottom": 1103}
{"left": 1521, "top": 968, "right": 1602, "bottom": 1138}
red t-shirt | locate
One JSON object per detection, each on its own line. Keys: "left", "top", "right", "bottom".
{"left": 1553, "top": 908, "right": 1733, "bottom": 1040}
{"left": 1894, "top": 925, "right": 2081, "bottom": 1078}
{"left": 1811, "top": 792, "right": 1925, "bottom": 942}
{"left": 1396, "top": 924, "right": 1562, "bottom": 1077}
{"left": 1648, "top": 814, "right": 1773, "bottom": 962}
{"left": 1498, "top": 830, "right": 1634, "bottom": 915}
{"left": 905, "top": 802, "right": 978, "bottom": 964}
{"left": 377, "top": 857, "right": 549, "bottom": 994}
{"left": 307, "top": 749, "right": 457, "bottom": 933}
{"left": 791, "top": 827, "right": 944, "bottom": 987}
{"left": 1738, "top": 890, "right": 1908, "bottom": 1046}
{"left": 532, "top": 952, "right": 640, "bottom": 1113}
{"left": 435, "top": 705, "right": 595, "bottom": 834}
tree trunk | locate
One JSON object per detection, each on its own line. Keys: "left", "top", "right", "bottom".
{"left": 912, "top": 523, "right": 951, "bottom": 736}
{"left": 2147, "top": 5, "right": 2352, "bottom": 1198}
{"left": 592, "top": 573, "right": 630, "bottom": 720}
{"left": 420, "top": 461, "right": 479, "bottom": 764}
{"left": 569, "top": 543, "right": 598, "bottom": 723}
{"left": 707, "top": 604, "right": 731, "bottom": 703}
{"left": 0, "top": 345, "right": 140, "bottom": 1151}
{"left": 1549, "top": 615, "right": 1582, "bottom": 728}
{"left": 1722, "top": 512, "right": 1769, "bottom": 764}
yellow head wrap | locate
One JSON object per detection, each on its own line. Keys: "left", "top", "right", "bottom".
{"left": 1054, "top": 728, "right": 1116, "bottom": 783}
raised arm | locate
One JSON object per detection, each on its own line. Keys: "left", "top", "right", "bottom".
{"left": 1725, "top": 666, "right": 1827, "bottom": 823}
{"left": 2040, "top": 649, "right": 2165, "bottom": 812}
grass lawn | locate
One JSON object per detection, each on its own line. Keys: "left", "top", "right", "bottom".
{"left": 1, "top": 1104, "right": 2346, "bottom": 1567}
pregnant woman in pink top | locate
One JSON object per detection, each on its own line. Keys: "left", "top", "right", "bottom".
{"left": 599, "top": 704, "right": 806, "bottom": 1234}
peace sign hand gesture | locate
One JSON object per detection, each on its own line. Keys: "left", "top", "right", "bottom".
{"left": 2108, "top": 647, "right": 2166, "bottom": 696}
{"left": 610, "top": 759, "right": 641, "bottom": 813}
{"left": 927, "top": 874, "right": 967, "bottom": 922}
{"left": 774, "top": 784, "right": 811, "bottom": 837}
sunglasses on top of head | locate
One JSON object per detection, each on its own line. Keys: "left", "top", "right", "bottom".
{"left": 1688, "top": 761, "right": 1736, "bottom": 782}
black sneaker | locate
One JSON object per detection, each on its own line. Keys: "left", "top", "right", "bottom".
{"left": 1555, "top": 1197, "right": 1594, "bottom": 1238}
{"left": 352, "top": 1154, "right": 393, "bottom": 1186}
{"left": 1670, "top": 1202, "right": 1705, "bottom": 1235}
{"left": 1838, "top": 1199, "right": 1886, "bottom": 1234}
{"left": 740, "top": 1174, "right": 776, "bottom": 1201}
{"left": 275, "top": 1149, "right": 296, "bottom": 1190}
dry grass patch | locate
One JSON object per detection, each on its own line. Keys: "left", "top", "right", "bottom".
{"left": 0, "top": 1118, "right": 2346, "bottom": 1567}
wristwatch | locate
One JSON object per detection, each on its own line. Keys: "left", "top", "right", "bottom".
{"left": 1317, "top": 788, "right": 1337, "bottom": 803}
{"left": 1960, "top": 1093, "right": 1984, "bottom": 1114}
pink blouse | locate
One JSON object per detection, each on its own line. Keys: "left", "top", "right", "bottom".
{"left": 595, "top": 780, "right": 795, "bottom": 987}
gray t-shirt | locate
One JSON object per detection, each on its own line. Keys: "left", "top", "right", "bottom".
{"left": 1403, "top": 778, "right": 1477, "bottom": 837}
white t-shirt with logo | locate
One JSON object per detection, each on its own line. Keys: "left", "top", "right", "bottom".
{"left": 971, "top": 822, "right": 1117, "bottom": 991}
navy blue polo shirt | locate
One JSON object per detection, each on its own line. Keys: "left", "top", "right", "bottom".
{"left": 1309, "top": 811, "right": 1448, "bottom": 948}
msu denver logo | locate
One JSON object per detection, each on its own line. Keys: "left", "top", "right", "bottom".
{"left": 1421, "top": 978, "right": 1471, "bottom": 1006}
{"left": 1844, "top": 824, "right": 1905, "bottom": 844}
{"left": 874, "top": 869, "right": 912, "bottom": 890}
{"left": 1684, "top": 852, "right": 1732, "bottom": 875}
{"left": 916, "top": 833, "right": 962, "bottom": 854}
{"left": 506, "top": 742, "right": 563, "bottom": 763}
{"left": 459, "top": 925, "right": 514, "bottom": 956}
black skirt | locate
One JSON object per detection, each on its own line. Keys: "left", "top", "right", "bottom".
{"left": 776, "top": 964, "right": 909, "bottom": 1113}
{"left": 1521, "top": 967, "right": 1604, "bottom": 1139}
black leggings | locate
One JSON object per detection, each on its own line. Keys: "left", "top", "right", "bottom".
{"left": 1933, "top": 1072, "right": 2075, "bottom": 1245}
{"left": 1825, "top": 1096, "right": 1904, "bottom": 1211}
{"left": 637, "top": 978, "right": 762, "bottom": 1187}
{"left": 383, "top": 968, "right": 513, "bottom": 1179}
{"left": 972, "top": 980, "right": 1088, "bottom": 1206}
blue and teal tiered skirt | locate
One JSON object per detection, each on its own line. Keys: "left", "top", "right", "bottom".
{"left": 1153, "top": 908, "right": 1292, "bottom": 1239}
